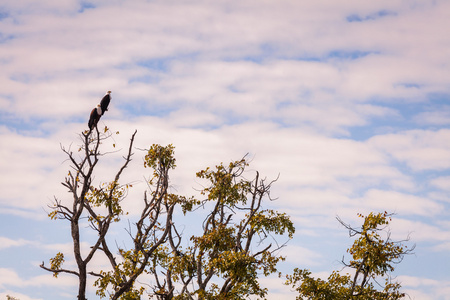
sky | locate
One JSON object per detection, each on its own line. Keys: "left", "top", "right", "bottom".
{"left": 1, "top": 0, "right": 450, "bottom": 299}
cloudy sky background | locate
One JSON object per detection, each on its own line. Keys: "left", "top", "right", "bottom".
{"left": 1, "top": 0, "right": 450, "bottom": 299}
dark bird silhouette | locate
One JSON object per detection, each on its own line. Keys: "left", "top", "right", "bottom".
{"left": 100, "top": 91, "right": 111, "bottom": 115}
{"left": 88, "top": 105, "right": 102, "bottom": 130}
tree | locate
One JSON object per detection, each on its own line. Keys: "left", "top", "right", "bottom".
{"left": 286, "top": 212, "right": 414, "bottom": 300}
{"left": 148, "top": 157, "right": 295, "bottom": 299}
{"left": 91, "top": 143, "right": 195, "bottom": 300}
{"left": 41, "top": 128, "right": 294, "bottom": 300}
{"left": 41, "top": 127, "right": 137, "bottom": 300}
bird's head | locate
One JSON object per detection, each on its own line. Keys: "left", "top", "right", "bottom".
{"left": 107, "top": 91, "right": 112, "bottom": 94}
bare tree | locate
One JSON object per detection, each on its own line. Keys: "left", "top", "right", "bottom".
{"left": 41, "top": 127, "right": 136, "bottom": 300}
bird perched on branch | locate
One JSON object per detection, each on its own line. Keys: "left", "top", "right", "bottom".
{"left": 88, "top": 104, "right": 102, "bottom": 130}
{"left": 100, "top": 91, "right": 111, "bottom": 115}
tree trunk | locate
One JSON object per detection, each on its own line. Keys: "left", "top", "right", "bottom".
{"left": 72, "top": 217, "right": 87, "bottom": 300}
{"left": 77, "top": 265, "right": 87, "bottom": 300}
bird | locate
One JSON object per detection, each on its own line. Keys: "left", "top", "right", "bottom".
{"left": 88, "top": 104, "right": 102, "bottom": 130}
{"left": 99, "top": 91, "right": 111, "bottom": 115}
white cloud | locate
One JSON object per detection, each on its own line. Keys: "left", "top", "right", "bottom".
{"left": 369, "top": 129, "right": 450, "bottom": 171}
{"left": 389, "top": 218, "right": 450, "bottom": 245}
{"left": 433, "top": 242, "right": 450, "bottom": 252}
{"left": 0, "top": 126, "right": 68, "bottom": 212}
{"left": 281, "top": 245, "right": 323, "bottom": 267}
{"left": 259, "top": 275, "right": 296, "bottom": 300}
{"left": 0, "top": 268, "right": 22, "bottom": 289}
{"left": 0, "top": 237, "right": 32, "bottom": 250}
{"left": 399, "top": 276, "right": 450, "bottom": 300}
{"left": 0, "top": 291, "right": 43, "bottom": 300}
{"left": 414, "top": 108, "right": 450, "bottom": 126}
{"left": 0, "top": 267, "right": 75, "bottom": 290}
{"left": 0, "top": 0, "right": 448, "bottom": 132}
{"left": 359, "top": 189, "right": 442, "bottom": 216}
{"left": 430, "top": 176, "right": 450, "bottom": 191}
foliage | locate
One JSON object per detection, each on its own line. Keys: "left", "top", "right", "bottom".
{"left": 286, "top": 212, "right": 413, "bottom": 300}
{"left": 91, "top": 142, "right": 187, "bottom": 300}
{"left": 41, "top": 127, "right": 136, "bottom": 300}
{"left": 85, "top": 181, "right": 130, "bottom": 222}
{"left": 144, "top": 144, "right": 176, "bottom": 171}
{"left": 49, "top": 252, "right": 65, "bottom": 278}
{"left": 149, "top": 157, "right": 295, "bottom": 299}
{"left": 43, "top": 128, "right": 294, "bottom": 299}
{"left": 42, "top": 126, "right": 414, "bottom": 300}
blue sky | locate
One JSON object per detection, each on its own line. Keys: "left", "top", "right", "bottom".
{"left": 1, "top": 0, "right": 450, "bottom": 299}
